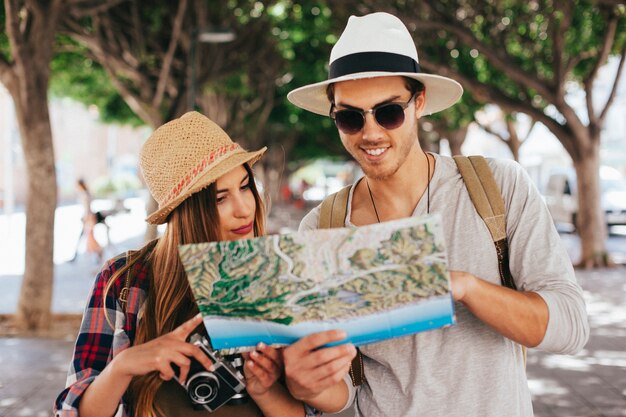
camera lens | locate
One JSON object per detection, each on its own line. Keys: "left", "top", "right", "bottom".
{"left": 187, "top": 373, "right": 220, "bottom": 405}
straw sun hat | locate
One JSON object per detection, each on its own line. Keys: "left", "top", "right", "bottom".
{"left": 140, "top": 111, "right": 266, "bottom": 225}
{"left": 287, "top": 12, "right": 463, "bottom": 116}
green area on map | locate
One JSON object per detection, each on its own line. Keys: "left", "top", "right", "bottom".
{"left": 179, "top": 216, "right": 450, "bottom": 326}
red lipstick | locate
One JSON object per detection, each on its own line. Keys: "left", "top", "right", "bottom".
{"left": 232, "top": 222, "right": 253, "bottom": 235}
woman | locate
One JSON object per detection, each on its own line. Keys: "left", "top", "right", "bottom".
{"left": 72, "top": 178, "right": 104, "bottom": 263}
{"left": 55, "top": 112, "right": 305, "bottom": 417}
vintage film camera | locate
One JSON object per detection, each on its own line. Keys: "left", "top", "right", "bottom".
{"left": 174, "top": 333, "right": 248, "bottom": 412}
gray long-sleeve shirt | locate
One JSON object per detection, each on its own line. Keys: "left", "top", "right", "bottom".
{"left": 299, "top": 154, "right": 589, "bottom": 417}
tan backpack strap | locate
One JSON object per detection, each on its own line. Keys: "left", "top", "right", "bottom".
{"left": 453, "top": 156, "right": 506, "bottom": 242}
{"left": 319, "top": 185, "right": 352, "bottom": 229}
{"left": 454, "top": 156, "right": 525, "bottom": 366}
{"left": 453, "top": 155, "right": 516, "bottom": 291}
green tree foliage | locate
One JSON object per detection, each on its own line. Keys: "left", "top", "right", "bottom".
{"left": 267, "top": 1, "right": 349, "bottom": 162}
{"left": 49, "top": 39, "right": 141, "bottom": 126}
{"left": 51, "top": 1, "right": 352, "bottom": 164}
{"left": 0, "top": 6, "right": 8, "bottom": 59}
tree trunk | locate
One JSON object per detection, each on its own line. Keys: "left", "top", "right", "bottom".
{"left": 418, "top": 135, "right": 440, "bottom": 153}
{"left": 263, "top": 146, "right": 287, "bottom": 212}
{"left": 573, "top": 142, "right": 609, "bottom": 268}
{"left": 418, "top": 124, "right": 440, "bottom": 153}
{"left": 508, "top": 139, "right": 520, "bottom": 162}
{"left": 505, "top": 118, "right": 521, "bottom": 162}
{"left": 11, "top": 85, "right": 57, "bottom": 331}
{"left": 447, "top": 126, "right": 468, "bottom": 156}
{"left": 0, "top": 0, "right": 65, "bottom": 331}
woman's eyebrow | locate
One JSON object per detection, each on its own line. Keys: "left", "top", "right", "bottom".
{"left": 216, "top": 174, "right": 250, "bottom": 193}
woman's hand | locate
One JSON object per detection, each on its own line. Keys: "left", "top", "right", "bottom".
{"left": 110, "top": 313, "right": 214, "bottom": 384}
{"left": 242, "top": 343, "right": 283, "bottom": 397}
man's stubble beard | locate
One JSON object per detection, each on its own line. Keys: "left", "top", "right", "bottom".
{"left": 344, "top": 132, "right": 418, "bottom": 182}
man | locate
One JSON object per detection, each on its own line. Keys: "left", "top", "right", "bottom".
{"left": 282, "top": 12, "right": 589, "bottom": 417}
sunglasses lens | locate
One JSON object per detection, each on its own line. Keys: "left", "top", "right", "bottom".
{"left": 334, "top": 110, "right": 364, "bottom": 134}
{"left": 375, "top": 104, "right": 405, "bottom": 130}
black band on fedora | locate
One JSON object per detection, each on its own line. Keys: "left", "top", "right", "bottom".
{"left": 329, "top": 52, "right": 421, "bottom": 79}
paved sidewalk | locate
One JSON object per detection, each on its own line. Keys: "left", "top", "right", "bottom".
{"left": 527, "top": 267, "right": 626, "bottom": 417}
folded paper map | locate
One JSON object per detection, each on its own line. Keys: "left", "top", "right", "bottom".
{"left": 179, "top": 214, "right": 455, "bottom": 351}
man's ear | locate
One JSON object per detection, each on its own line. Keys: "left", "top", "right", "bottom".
{"left": 414, "top": 90, "right": 426, "bottom": 119}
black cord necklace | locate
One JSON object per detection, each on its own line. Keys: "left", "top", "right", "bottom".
{"left": 366, "top": 152, "right": 431, "bottom": 223}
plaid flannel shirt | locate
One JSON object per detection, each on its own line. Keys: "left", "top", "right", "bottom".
{"left": 54, "top": 254, "right": 146, "bottom": 417}
{"left": 54, "top": 254, "right": 321, "bottom": 417}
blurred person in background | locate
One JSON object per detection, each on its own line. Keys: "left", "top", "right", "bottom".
{"left": 71, "top": 178, "right": 104, "bottom": 263}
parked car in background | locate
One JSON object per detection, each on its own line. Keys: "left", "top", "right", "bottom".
{"left": 543, "top": 165, "right": 626, "bottom": 228}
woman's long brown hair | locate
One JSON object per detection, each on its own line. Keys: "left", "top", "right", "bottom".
{"left": 103, "top": 163, "right": 265, "bottom": 417}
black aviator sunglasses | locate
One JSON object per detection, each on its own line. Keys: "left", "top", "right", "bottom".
{"left": 329, "top": 91, "right": 418, "bottom": 134}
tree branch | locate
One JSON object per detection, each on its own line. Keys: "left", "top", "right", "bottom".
{"left": 475, "top": 118, "right": 508, "bottom": 143}
{"left": 102, "top": 62, "right": 162, "bottom": 127}
{"left": 0, "top": 55, "right": 15, "bottom": 88}
{"left": 417, "top": 2, "right": 558, "bottom": 102}
{"left": 420, "top": 59, "right": 579, "bottom": 158}
{"left": 522, "top": 118, "right": 537, "bottom": 142}
{"left": 71, "top": 13, "right": 162, "bottom": 113}
{"left": 599, "top": 44, "right": 626, "bottom": 123}
{"left": 5, "top": 0, "right": 24, "bottom": 58}
{"left": 505, "top": 118, "right": 520, "bottom": 143}
{"left": 584, "top": 11, "right": 617, "bottom": 125}
{"left": 100, "top": 12, "right": 141, "bottom": 69}
{"left": 67, "top": 27, "right": 146, "bottom": 87}
{"left": 64, "top": 0, "right": 110, "bottom": 5}
{"left": 53, "top": 43, "right": 83, "bottom": 54}
{"left": 153, "top": 0, "right": 187, "bottom": 108}
{"left": 0, "top": 51, "right": 11, "bottom": 72}
{"left": 59, "top": 14, "right": 85, "bottom": 36}
{"left": 597, "top": 0, "right": 626, "bottom": 6}
{"left": 130, "top": 0, "right": 145, "bottom": 57}
{"left": 67, "top": 0, "right": 127, "bottom": 19}
{"left": 551, "top": 3, "right": 572, "bottom": 96}
{"left": 563, "top": 50, "right": 596, "bottom": 76}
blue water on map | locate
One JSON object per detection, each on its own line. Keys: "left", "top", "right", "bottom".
{"left": 204, "top": 295, "right": 455, "bottom": 350}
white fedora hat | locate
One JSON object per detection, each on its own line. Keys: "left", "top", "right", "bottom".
{"left": 287, "top": 12, "right": 463, "bottom": 116}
